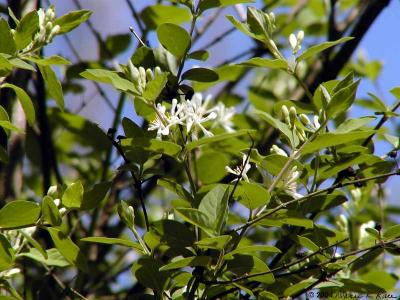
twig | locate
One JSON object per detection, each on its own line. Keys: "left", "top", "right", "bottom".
{"left": 107, "top": 135, "right": 150, "bottom": 231}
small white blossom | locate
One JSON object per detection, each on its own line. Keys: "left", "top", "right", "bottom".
{"left": 211, "top": 102, "right": 235, "bottom": 132}
{"left": 225, "top": 154, "right": 252, "bottom": 182}
{"left": 289, "top": 30, "right": 304, "bottom": 55}
{"left": 282, "top": 166, "right": 303, "bottom": 199}
{"left": 270, "top": 145, "right": 288, "bottom": 157}
{"left": 182, "top": 93, "right": 217, "bottom": 139}
{"left": 360, "top": 220, "right": 376, "bottom": 241}
{"left": 0, "top": 268, "right": 20, "bottom": 279}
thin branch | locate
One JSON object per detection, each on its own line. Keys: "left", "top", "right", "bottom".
{"left": 125, "top": 0, "right": 145, "bottom": 34}
{"left": 233, "top": 169, "right": 400, "bottom": 233}
{"left": 107, "top": 134, "right": 150, "bottom": 231}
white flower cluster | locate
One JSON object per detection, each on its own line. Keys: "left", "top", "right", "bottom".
{"left": 128, "top": 61, "right": 163, "bottom": 95}
{"left": 148, "top": 93, "right": 235, "bottom": 140}
{"left": 22, "top": 6, "right": 60, "bottom": 53}
{"left": 225, "top": 154, "right": 252, "bottom": 182}
{"left": 281, "top": 166, "right": 303, "bottom": 199}
{"left": 289, "top": 30, "right": 304, "bottom": 55}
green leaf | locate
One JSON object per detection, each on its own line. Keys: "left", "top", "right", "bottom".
{"left": 383, "top": 224, "right": 400, "bottom": 240}
{"left": 80, "top": 182, "right": 111, "bottom": 210}
{"left": 365, "top": 227, "right": 380, "bottom": 239}
{"left": 26, "top": 55, "right": 71, "bottom": 66}
{"left": 1, "top": 83, "right": 35, "bottom": 126}
{"left": 199, "top": 0, "right": 254, "bottom": 13}
{"left": 80, "top": 237, "right": 143, "bottom": 252}
{"left": 0, "top": 120, "right": 22, "bottom": 132}
{"left": 0, "top": 54, "right": 12, "bottom": 73}
{"left": 20, "top": 248, "right": 70, "bottom": 267}
{"left": 225, "top": 245, "right": 280, "bottom": 259}
{"left": 157, "top": 23, "right": 190, "bottom": 60}
{"left": 143, "top": 72, "right": 168, "bottom": 101}
{"left": 197, "top": 151, "right": 229, "bottom": 184}
{"left": 38, "top": 65, "right": 64, "bottom": 110}
{"left": 182, "top": 67, "right": 219, "bottom": 82}
{"left": 255, "top": 110, "right": 298, "bottom": 148}
{"left": 186, "top": 129, "right": 254, "bottom": 151}
{"left": 175, "top": 208, "right": 213, "bottom": 235}
{"left": 195, "top": 235, "right": 232, "bottom": 250}
{"left": 0, "top": 18, "right": 16, "bottom": 54}
{"left": 141, "top": 5, "right": 192, "bottom": 30}
{"left": 152, "top": 219, "right": 195, "bottom": 248}
{"left": 234, "top": 182, "right": 270, "bottom": 210}
{"left": 54, "top": 10, "right": 92, "bottom": 34}
{"left": 80, "top": 69, "right": 139, "bottom": 94}
{"left": 100, "top": 34, "right": 131, "bottom": 59}
{"left": 121, "top": 138, "right": 182, "bottom": 157}
{"left": 335, "top": 116, "right": 375, "bottom": 133}
{"left": 0, "top": 234, "right": 15, "bottom": 271}
{"left": 259, "top": 291, "right": 279, "bottom": 300}
{"left": 158, "top": 178, "right": 193, "bottom": 203}
{"left": 14, "top": 11, "right": 39, "bottom": 50}
{"left": 301, "top": 131, "right": 375, "bottom": 154}
{"left": 284, "top": 278, "right": 318, "bottom": 296}
{"left": 19, "top": 230, "right": 47, "bottom": 259}
{"left": 42, "top": 196, "right": 62, "bottom": 226}
{"left": 198, "top": 185, "right": 230, "bottom": 234}
{"left": 0, "top": 200, "right": 40, "bottom": 229}
{"left": 132, "top": 257, "right": 170, "bottom": 292}
{"left": 239, "top": 57, "right": 288, "bottom": 69}
{"left": 297, "top": 37, "right": 353, "bottom": 61}
{"left": 226, "top": 15, "right": 256, "bottom": 41}
{"left": 188, "top": 50, "right": 209, "bottom": 61}
{"left": 297, "top": 236, "right": 319, "bottom": 252}
{"left": 46, "top": 227, "right": 88, "bottom": 272}
{"left": 159, "top": 256, "right": 211, "bottom": 271}
{"left": 227, "top": 254, "right": 274, "bottom": 284}
{"left": 326, "top": 80, "right": 360, "bottom": 119}
{"left": 8, "top": 56, "right": 36, "bottom": 71}
{"left": 62, "top": 181, "right": 84, "bottom": 209}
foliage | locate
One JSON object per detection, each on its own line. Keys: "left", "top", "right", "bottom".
{"left": 0, "top": 0, "right": 399, "bottom": 299}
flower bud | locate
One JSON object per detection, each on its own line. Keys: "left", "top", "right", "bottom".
{"left": 313, "top": 115, "right": 321, "bottom": 130}
{"left": 289, "top": 106, "right": 297, "bottom": 124}
{"left": 45, "top": 21, "right": 53, "bottom": 31}
{"left": 138, "top": 66, "right": 146, "bottom": 86}
{"left": 281, "top": 105, "right": 289, "bottom": 119}
{"left": 271, "top": 144, "right": 287, "bottom": 157}
{"left": 155, "top": 66, "right": 162, "bottom": 76}
{"left": 297, "top": 30, "right": 304, "bottom": 43}
{"left": 299, "top": 114, "right": 310, "bottom": 126}
{"left": 50, "top": 25, "right": 60, "bottom": 36}
{"left": 146, "top": 68, "right": 154, "bottom": 81}
{"left": 268, "top": 12, "right": 275, "bottom": 24}
{"left": 289, "top": 34, "right": 297, "bottom": 51}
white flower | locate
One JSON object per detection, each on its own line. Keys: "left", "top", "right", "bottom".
{"left": 289, "top": 30, "right": 304, "bottom": 55}
{"left": 148, "top": 103, "right": 171, "bottom": 138}
{"left": 270, "top": 145, "right": 288, "bottom": 157}
{"left": 225, "top": 154, "right": 252, "bottom": 182}
{"left": 210, "top": 102, "right": 235, "bottom": 132}
{"left": 148, "top": 99, "right": 185, "bottom": 139}
{"left": 182, "top": 93, "right": 217, "bottom": 139}
{"left": 282, "top": 166, "right": 303, "bottom": 199}
{"left": 360, "top": 221, "right": 376, "bottom": 240}
{"left": 0, "top": 268, "right": 20, "bottom": 279}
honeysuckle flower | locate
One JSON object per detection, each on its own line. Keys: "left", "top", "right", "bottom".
{"left": 148, "top": 103, "right": 171, "bottom": 138}
{"left": 148, "top": 100, "right": 185, "bottom": 139}
{"left": 225, "top": 154, "right": 252, "bottom": 182}
{"left": 282, "top": 166, "right": 303, "bottom": 199}
{"left": 360, "top": 220, "right": 376, "bottom": 241}
{"left": 270, "top": 144, "right": 288, "bottom": 157}
{"left": 211, "top": 102, "right": 235, "bottom": 132}
{"left": 0, "top": 268, "right": 21, "bottom": 279}
{"left": 182, "top": 93, "right": 217, "bottom": 139}
{"left": 289, "top": 30, "right": 304, "bottom": 55}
